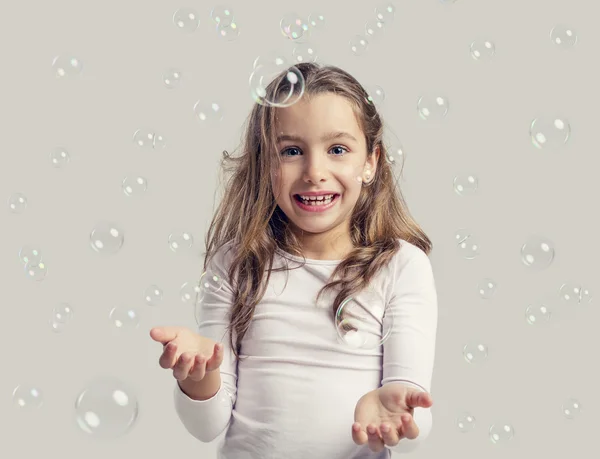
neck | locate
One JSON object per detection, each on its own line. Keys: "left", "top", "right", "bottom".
{"left": 296, "top": 231, "right": 353, "bottom": 261}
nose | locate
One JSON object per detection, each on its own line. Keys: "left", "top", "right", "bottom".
{"left": 301, "top": 154, "right": 328, "bottom": 183}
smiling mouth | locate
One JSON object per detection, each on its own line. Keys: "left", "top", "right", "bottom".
{"left": 293, "top": 194, "right": 340, "bottom": 204}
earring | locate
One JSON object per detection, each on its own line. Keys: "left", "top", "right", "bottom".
{"left": 363, "top": 169, "right": 372, "bottom": 184}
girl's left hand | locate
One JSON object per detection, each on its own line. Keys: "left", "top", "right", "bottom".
{"left": 352, "top": 383, "right": 433, "bottom": 453}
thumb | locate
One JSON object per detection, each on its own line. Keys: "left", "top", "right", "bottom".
{"left": 149, "top": 326, "right": 180, "bottom": 344}
{"left": 406, "top": 390, "right": 433, "bottom": 409}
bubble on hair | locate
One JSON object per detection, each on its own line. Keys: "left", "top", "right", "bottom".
{"left": 249, "top": 59, "right": 306, "bottom": 108}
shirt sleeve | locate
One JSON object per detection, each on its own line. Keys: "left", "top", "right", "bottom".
{"left": 173, "top": 244, "right": 239, "bottom": 442}
{"left": 381, "top": 245, "right": 438, "bottom": 453}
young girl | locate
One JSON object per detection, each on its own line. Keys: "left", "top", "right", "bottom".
{"left": 150, "top": 62, "right": 438, "bottom": 458}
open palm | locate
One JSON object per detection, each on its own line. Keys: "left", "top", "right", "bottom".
{"left": 352, "top": 383, "right": 433, "bottom": 453}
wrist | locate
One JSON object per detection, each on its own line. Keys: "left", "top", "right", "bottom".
{"left": 178, "top": 370, "right": 221, "bottom": 401}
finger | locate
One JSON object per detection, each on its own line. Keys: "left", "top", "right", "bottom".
{"left": 158, "top": 341, "right": 178, "bottom": 369}
{"left": 380, "top": 422, "right": 401, "bottom": 446}
{"left": 150, "top": 326, "right": 180, "bottom": 345}
{"left": 406, "top": 391, "right": 433, "bottom": 409}
{"left": 187, "top": 354, "right": 207, "bottom": 381}
{"left": 400, "top": 413, "right": 420, "bottom": 440}
{"left": 352, "top": 422, "right": 368, "bottom": 445}
{"left": 205, "top": 343, "right": 224, "bottom": 372}
{"left": 172, "top": 352, "right": 195, "bottom": 381}
{"left": 366, "top": 423, "right": 385, "bottom": 453}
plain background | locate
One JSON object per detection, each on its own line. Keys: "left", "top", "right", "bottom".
{"left": 1, "top": 0, "right": 598, "bottom": 458}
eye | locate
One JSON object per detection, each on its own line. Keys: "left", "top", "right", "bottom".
{"left": 330, "top": 145, "right": 349, "bottom": 155}
{"left": 281, "top": 147, "right": 301, "bottom": 156}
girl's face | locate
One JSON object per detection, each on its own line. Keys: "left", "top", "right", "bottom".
{"left": 270, "top": 93, "right": 379, "bottom": 246}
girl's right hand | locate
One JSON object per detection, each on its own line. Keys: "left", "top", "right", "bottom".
{"left": 149, "top": 326, "right": 224, "bottom": 382}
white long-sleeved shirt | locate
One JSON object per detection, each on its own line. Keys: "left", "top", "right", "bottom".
{"left": 173, "top": 239, "right": 438, "bottom": 458}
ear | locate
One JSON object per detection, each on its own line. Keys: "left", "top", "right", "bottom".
{"left": 367, "top": 144, "right": 380, "bottom": 173}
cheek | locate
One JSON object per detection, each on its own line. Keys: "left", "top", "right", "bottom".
{"left": 338, "top": 167, "right": 363, "bottom": 192}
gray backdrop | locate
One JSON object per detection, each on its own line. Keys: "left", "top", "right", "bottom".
{"left": 1, "top": 0, "right": 597, "bottom": 458}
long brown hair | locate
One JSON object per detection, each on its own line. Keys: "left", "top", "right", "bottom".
{"left": 202, "top": 62, "right": 432, "bottom": 359}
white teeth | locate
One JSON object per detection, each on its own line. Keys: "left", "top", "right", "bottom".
{"left": 298, "top": 194, "right": 335, "bottom": 206}
{"left": 299, "top": 194, "right": 334, "bottom": 201}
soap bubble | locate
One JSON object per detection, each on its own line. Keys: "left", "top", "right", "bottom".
{"left": 489, "top": 421, "right": 515, "bottom": 444}
{"left": 530, "top": 117, "right": 571, "bottom": 149}
{"left": 418, "top": 94, "right": 449, "bottom": 121}
{"left": 90, "top": 222, "right": 124, "bottom": 254}
{"left": 8, "top": 192, "right": 28, "bottom": 214}
{"left": 75, "top": 377, "right": 139, "bottom": 437}
{"left": 335, "top": 291, "right": 393, "bottom": 349}
{"left": 52, "top": 55, "right": 83, "bottom": 78}
{"left": 50, "top": 302, "right": 74, "bottom": 332}
{"left": 173, "top": 8, "right": 200, "bottom": 33}
{"left": 13, "top": 384, "right": 44, "bottom": 409}
{"left": 550, "top": 25, "right": 577, "bottom": 49}
{"left": 520, "top": 235, "right": 555, "bottom": 269}
{"left": 249, "top": 55, "right": 305, "bottom": 107}
{"left": 463, "top": 342, "right": 488, "bottom": 364}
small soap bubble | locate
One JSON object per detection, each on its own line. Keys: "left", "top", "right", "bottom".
{"left": 525, "top": 302, "right": 552, "bottom": 325}
{"left": 418, "top": 95, "right": 449, "bottom": 121}
{"left": 453, "top": 174, "right": 479, "bottom": 196}
{"left": 366, "top": 85, "right": 385, "bottom": 106}
{"left": 520, "top": 235, "right": 555, "bottom": 269}
{"left": 477, "top": 278, "right": 497, "bottom": 299}
{"left": 211, "top": 5, "right": 234, "bottom": 27}
{"left": 108, "top": 307, "right": 140, "bottom": 330}
{"left": 75, "top": 377, "right": 139, "bottom": 437}
{"left": 559, "top": 283, "right": 593, "bottom": 305}
{"left": 292, "top": 42, "right": 318, "bottom": 63}
{"left": 163, "top": 68, "right": 182, "bottom": 89}
{"left": 455, "top": 229, "right": 480, "bottom": 259}
{"left": 173, "top": 8, "right": 200, "bottom": 32}
{"left": 550, "top": 25, "right": 578, "bottom": 49}
{"left": 19, "top": 245, "right": 43, "bottom": 265}
{"left": 530, "top": 117, "right": 571, "bottom": 149}
{"left": 8, "top": 192, "right": 28, "bottom": 214}
{"left": 50, "top": 147, "right": 71, "bottom": 167}
{"left": 382, "top": 129, "right": 405, "bottom": 167}
{"left": 562, "top": 398, "right": 581, "bottom": 419}
{"left": 25, "top": 261, "right": 48, "bottom": 281}
{"left": 470, "top": 40, "right": 496, "bottom": 60}
{"left": 249, "top": 56, "right": 305, "bottom": 108}
{"left": 489, "top": 422, "right": 515, "bottom": 444}
{"left": 50, "top": 302, "right": 74, "bottom": 332}
{"left": 144, "top": 285, "right": 164, "bottom": 306}
{"left": 132, "top": 129, "right": 166, "bottom": 150}
{"left": 365, "top": 20, "right": 385, "bottom": 40}
{"left": 193, "top": 100, "right": 224, "bottom": 124}
{"left": 349, "top": 35, "right": 369, "bottom": 56}
{"left": 463, "top": 342, "right": 488, "bottom": 364}
{"left": 181, "top": 281, "right": 202, "bottom": 303}
{"left": 122, "top": 176, "right": 148, "bottom": 197}
{"left": 457, "top": 412, "right": 476, "bottom": 432}
{"left": 307, "top": 12, "right": 325, "bottom": 29}
{"left": 90, "top": 222, "right": 124, "bottom": 254}
{"left": 384, "top": 145, "right": 404, "bottom": 167}
{"left": 217, "top": 21, "right": 240, "bottom": 41}
{"left": 199, "top": 270, "right": 224, "bottom": 295}
{"left": 280, "top": 13, "right": 310, "bottom": 42}
{"left": 375, "top": 3, "right": 396, "bottom": 23}
{"left": 335, "top": 290, "right": 393, "bottom": 350}
{"left": 169, "top": 231, "right": 194, "bottom": 253}
{"left": 52, "top": 54, "right": 83, "bottom": 78}
{"left": 12, "top": 385, "right": 44, "bottom": 409}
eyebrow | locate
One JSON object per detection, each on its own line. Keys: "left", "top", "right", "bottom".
{"left": 276, "top": 131, "right": 358, "bottom": 144}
